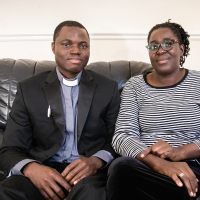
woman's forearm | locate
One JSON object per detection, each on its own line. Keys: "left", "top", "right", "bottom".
{"left": 136, "top": 152, "right": 167, "bottom": 173}
{"left": 175, "top": 142, "right": 200, "bottom": 161}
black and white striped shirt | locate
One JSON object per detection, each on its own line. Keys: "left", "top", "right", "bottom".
{"left": 112, "top": 69, "right": 200, "bottom": 158}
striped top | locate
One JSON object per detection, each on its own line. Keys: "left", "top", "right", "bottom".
{"left": 112, "top": 69, "right": 200, "bottom": 158}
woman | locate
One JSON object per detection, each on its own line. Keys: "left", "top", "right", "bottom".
{"left": 107, "top": 21, "right": 200, "bottom": 200}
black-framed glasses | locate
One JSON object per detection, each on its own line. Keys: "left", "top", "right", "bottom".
{"left": 146, "top": 39, "right": 180, "bottom": 54}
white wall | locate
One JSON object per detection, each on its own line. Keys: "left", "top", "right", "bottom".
{"left": 0, "top": 0, "right": 200, "bottom": 70}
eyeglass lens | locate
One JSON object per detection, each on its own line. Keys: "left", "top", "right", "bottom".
{"left": 148, "top": 40, "right": 174, "bottom": 54}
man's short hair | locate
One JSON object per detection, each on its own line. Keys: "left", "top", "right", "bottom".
{"left": 53, "top": 20, "right": 90, "bottom": 42}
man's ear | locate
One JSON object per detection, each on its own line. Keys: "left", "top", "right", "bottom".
{"left": 51, "top": 42, "right": 55, "bottom": 54}
{"left": 180, "top": 44, "right": 185, "bottom": 57}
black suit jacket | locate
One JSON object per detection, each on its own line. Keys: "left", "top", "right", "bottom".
{"left": 0, "top": 68, "right": 120, "bottom": 174}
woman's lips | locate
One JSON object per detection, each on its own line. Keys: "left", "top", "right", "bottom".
{"left": 158, "top": 60, "right": 168, "bottom": 64}
{"left": 157, "top": 58, "right": 169, "bottom": 64}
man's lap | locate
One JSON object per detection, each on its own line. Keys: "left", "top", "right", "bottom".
{"left": 0, "top": 175, "right": 44, "bottom": 200}
{"left": 0, "top": 163, "right": 107, "bottom": 200}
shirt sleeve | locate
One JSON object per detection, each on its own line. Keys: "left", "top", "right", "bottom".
{"left": 92, "top": 150, "right": 113, "bottom": 167}
{"left": 192, "top": 139, "right": 200, "bottom": 149}
{"left": 7, "top": 159, "right": 41, "bottom": 177}
{"left": 112, "top": 78, "right": 147, "bottom": 158}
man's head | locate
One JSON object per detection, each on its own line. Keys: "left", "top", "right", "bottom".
{"left": 52, "top": 21, "right": 90, "bottom": 79}
{"left": 53, "top": 21, "right": 90, "bottom": 43}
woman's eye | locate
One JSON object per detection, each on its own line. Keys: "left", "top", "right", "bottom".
{"left": 163, "top": 41, "right": 173, "bottom": 47}
{"left": 150, "top": 44, "right": 157, "bottom": 50}
{"left": 166, "top": 42, "right": 173, "bottom": 47}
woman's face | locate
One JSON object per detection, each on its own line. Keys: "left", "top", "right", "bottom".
{"left": 148, "top": 28, "right": 184, "bottom": 75}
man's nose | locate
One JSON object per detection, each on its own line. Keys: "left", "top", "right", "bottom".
{"left": 70, "top": 45, "right": 81, "bottom": 54}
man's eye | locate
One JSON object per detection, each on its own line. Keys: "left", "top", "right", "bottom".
{"left": 64, "top": 43, "right": 70, "bottom": 47}
{"left": 80, "top": 44, "right": 88, "bottom": 49}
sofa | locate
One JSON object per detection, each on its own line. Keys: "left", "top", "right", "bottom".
{"left": 1, "top": 58, "right": 199, "bottom": 199}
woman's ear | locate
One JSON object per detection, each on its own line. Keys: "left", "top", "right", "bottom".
{"left": 180, "top": 44, "right": 185, "bottom": 57}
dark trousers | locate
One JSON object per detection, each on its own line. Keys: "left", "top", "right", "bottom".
{"left": 107, "top": 157, "right": 200, "bottom": 200}
{"left": 0, "top": 162, "right": 107, "bottom": 200}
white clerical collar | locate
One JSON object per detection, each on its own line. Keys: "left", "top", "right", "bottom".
{"left": 56, "top": 67, "right": 82, "bottom": 87}
{"left": 63, "top": 78, "right": 78, "bottom": 86}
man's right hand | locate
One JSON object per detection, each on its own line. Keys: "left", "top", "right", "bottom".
{"left": 23, "top": 162, "right": 71, "bottom": 200}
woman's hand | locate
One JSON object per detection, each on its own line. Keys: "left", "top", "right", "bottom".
{"left": 140, "top": 140, "right": 181, "bottom": 161}
{"left": 140, "top": 140, "right": 200, "bottom": 162}
{"left": 159, "top": 161, "right": 198, "bottom": 197}
{"left": 137, "top": 153, "right": 199, "bottom": 197}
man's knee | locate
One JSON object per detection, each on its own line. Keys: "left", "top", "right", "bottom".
{"left": 67, "top": 171, "right": 107, "bottom": 200}
{"left": 0, "top": 176, "right": 43, "bottom": 200}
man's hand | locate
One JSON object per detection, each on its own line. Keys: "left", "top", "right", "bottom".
{"left": 140, "top": 140, "right": 181, "bottom": 161}
{"left": 23, "top": 162, "right": 71, "bottom": 200}
{"left": 61, "top": 156, "right": 104, "bottom": 185}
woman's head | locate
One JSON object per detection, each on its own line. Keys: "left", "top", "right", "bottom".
{"left": 147, "top": 20, "right": 190, "bottom": 67}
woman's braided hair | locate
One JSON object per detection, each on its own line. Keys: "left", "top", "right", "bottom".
{"left": 147, "top": 20, "right": 190, "bottom": 67}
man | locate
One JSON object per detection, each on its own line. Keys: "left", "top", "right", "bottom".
{"left": 0, "top": 21, "right": 120, "bottom": 200}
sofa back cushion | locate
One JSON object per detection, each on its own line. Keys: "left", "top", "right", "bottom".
{"left": 0, "top": 58, "right": 152, "bottom": 134}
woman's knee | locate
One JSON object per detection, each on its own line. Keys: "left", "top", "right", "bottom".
{"left": 108, "top": 157, "right": 141, "bottom": 177}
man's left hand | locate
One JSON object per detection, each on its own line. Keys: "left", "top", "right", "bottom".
{"left": 61, "top": 156, "right": 104, "bottom": 186}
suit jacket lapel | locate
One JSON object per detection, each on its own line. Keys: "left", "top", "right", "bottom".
{"left": 77, "top": 70, "right": 96, "bottom": 142}
{"left": 43, "top": 69, "right": 65, "bottom": 134}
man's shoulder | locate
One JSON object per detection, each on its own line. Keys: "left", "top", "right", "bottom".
{"left": 85, "top": 69, "right": 117, "bottom": 85}
{"left": 20, "top": 70, "right": 53, "bottom": 85}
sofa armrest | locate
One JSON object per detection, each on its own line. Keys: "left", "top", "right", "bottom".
{"left": 0, "top": 129, "right": 4, "bottom": 147}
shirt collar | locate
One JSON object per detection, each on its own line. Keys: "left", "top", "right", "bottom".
{"left": 56, "top": 67, "right": 82, "bottom": 86}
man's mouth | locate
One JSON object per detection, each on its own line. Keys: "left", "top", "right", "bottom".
{"left": 68, "top": 58, "right": 81, "bottom": 64}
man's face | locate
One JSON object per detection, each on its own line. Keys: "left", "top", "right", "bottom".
{"left": 52, "top": 26, "right": 90, "bottom": 79}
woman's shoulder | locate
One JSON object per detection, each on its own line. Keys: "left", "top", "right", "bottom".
{"left": 127, "top": 74, "right": 145, "bottom": 85}
{"left": 187, "top": 69, "right": 200, "bottom": 81}
{"left": 188, "top": 69, "right": 200, "bottom": 76}
{"left": 122, "top": 74, "right": 146, "bottom": 94}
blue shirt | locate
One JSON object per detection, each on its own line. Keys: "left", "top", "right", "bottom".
{"left": 48, "top": 68, "right": 82, "bottom": 163}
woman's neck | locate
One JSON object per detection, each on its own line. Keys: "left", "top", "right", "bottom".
{"left": 146, "top": 68, "right": 186, "bottom": 87}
